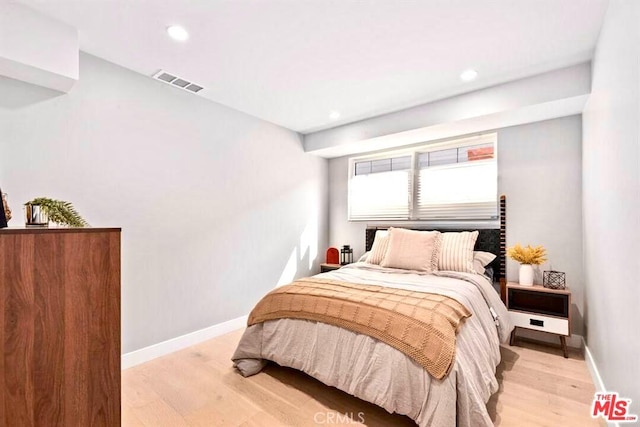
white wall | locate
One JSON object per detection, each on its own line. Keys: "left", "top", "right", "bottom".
{"left": 0, "top": 53, "right": 328, "bottom": 354}
{"left": 305, "top": 63, "right": 590, "bottom": 158}
{"left": 328, "top": 116, "right": 584, "bottom": 334}
{"left": 500, "top": 117, "right": 584, "bottom": 336}
{"left": 0, "top": 3, "right": 78, "bottom": 92}
{"left": 582, "top": 0, "right": 640, "bottom": 403}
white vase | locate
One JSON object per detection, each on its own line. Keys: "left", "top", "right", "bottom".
{"left": 519, "top": 264, "right": 534, "bottom": 286}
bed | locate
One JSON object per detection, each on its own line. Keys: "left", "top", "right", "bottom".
{"left": 233, "top": 199, "right": 512, "bottom": 427}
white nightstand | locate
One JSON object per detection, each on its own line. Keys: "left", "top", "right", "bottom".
{"left": 507, "top": 282, "right": 571, "bottom": 358}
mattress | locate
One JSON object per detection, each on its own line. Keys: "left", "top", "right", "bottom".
{"left": 232, "top": 262, "right": 513, "bottom": 427}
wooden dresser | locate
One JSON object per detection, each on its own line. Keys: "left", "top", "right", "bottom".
{"left": 0, "top": 228, "right": 121, "bottom": 426}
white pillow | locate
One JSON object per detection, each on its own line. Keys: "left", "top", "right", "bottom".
{"left": 474, "top": 250, "right": 497, "bottom": 266}
{"left": 438, "top": 231, "right": 479, "bottom": 273}
{"left": 473, "top": 251, "right": 497, "bottom": 275}
{"left": 366, "top": 230, "right": 390, "bottom": 264}
{"left": 380, "top": 228, "right": 441, "bottom": 272}
{"left": 357, "top": 251, "right": 370, "bottom": 263}
{"left": 473, "top": 260, "right": 486, "bottom": 275}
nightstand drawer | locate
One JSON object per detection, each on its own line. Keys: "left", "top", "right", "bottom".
{"left": 508, "top": 287, "right": 568, "bottom": 317}
{"left": 509, "top": 311, "right": 569, "bottom": 336}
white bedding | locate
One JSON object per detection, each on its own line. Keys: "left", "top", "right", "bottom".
{"left": 232, "top": 262, "right": 513, "bottom": 427}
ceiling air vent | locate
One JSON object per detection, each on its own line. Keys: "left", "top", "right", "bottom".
{"left": 152, "top": 70, "right": 204, "bottom": 94}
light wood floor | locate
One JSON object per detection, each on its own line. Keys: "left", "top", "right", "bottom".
{"left": 122, "top": 329, "right": 603, "bottom": 427}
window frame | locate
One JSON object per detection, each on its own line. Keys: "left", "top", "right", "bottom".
{"left": 347, "top": 133, "right": 498, "bottom": 222}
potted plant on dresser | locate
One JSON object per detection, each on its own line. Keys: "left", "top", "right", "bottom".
{"left": 24, "top": 197, "right": 89, "bottom": 227}
{"left": 507, "top": 243, "right": 547, "bottom": 286}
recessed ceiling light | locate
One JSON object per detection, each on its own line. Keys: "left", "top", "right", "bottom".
{"left": 329, "top": 111, "right": 341, "bottom": 120}
{"left": 460, "top": 69, "right": 478, "bottom": 82}
{"left": 167, "top": 25, "right": 189, "bottom": 41}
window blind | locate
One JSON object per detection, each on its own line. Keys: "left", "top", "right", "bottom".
{"left": 348, "top": 134, "right": 498, "bottom": 221}
{"left": 416, "top": 161, "right": 498, "bottom": 219}
{"left": 349, "top": 156, "right": 411, "bottom": 220}
{"left": 416, "top": 140, "right": 497, "bottom": 219}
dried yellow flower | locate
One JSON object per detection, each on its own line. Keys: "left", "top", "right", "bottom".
{"left": 506, "top": 243, "right": 547, "bottom": 265}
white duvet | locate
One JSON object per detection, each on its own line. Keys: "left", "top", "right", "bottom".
{"left": 232, "top": 262, "right": 513, "bottom": 427}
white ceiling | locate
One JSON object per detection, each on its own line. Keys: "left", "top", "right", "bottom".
{"left": 18, "top": 0, "right": 608, "bottom": 133}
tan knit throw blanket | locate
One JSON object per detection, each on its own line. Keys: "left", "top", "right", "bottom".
{"left": 248, "top": 277, "right": 471, "bottom": 379}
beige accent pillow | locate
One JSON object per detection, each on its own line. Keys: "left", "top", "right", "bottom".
{"left": 438, "top": 231, "right": 479, "bottom": 273}
{"left": 380, "top": 228, "right": 441, "bottom": 272}
{"left": 366, "top": 230, "right": 390, "bottom": 265}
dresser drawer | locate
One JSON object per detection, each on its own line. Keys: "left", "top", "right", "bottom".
{"left": 509, "top": 310, "right": 569, "bottom": 336}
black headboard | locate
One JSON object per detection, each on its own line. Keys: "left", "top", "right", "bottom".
{"left": 365, "top": 196, "right": 507, "bottom": 301}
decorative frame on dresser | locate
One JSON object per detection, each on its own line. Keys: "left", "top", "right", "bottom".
{"left": 0, "top": 227, "right": 121, "bottom": 426}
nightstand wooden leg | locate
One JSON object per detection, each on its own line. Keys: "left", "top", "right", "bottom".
{"left": 560, "top": 336, "right": 568, "bottom": 358}
{"left": 509, "top": 328, "right": 516, "bottom": 346}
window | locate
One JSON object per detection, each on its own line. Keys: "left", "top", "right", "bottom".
{"left": 348, "top": 134, "right": 498, "bottom": 221}
{"left": 349, "top": 155, "right": 411, "bottom": 220}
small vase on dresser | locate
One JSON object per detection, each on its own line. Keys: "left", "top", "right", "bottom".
{"left": 519, "top": 264, "right": 534, "bottom": 286}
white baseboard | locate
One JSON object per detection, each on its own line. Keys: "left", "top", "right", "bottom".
{"left": 584, "top": 339, "right": 620, "bottom": 427}
{"left": 585, "top": 340, "right": 606, "bottom": 392}
{"left": 121, "top": 315, "right": 248, "bottom": 370}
